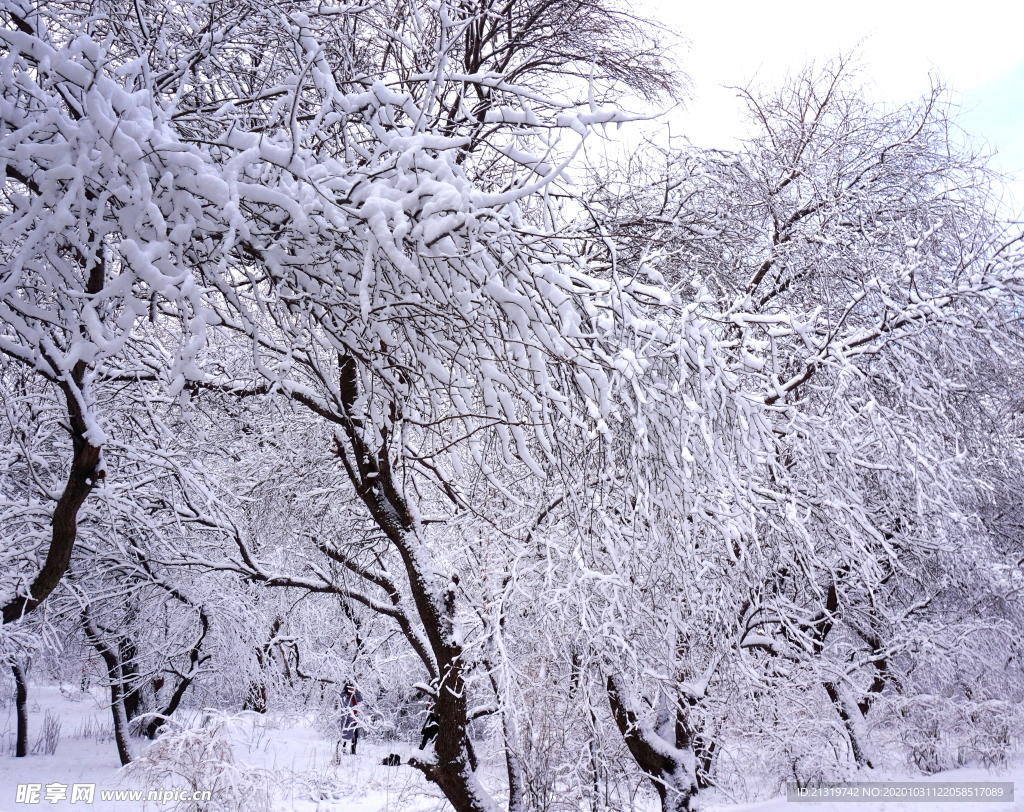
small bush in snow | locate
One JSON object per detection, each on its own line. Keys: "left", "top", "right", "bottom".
{"left": 123, "top": 715, "right": 273, "bottom": 812}
{"left": 31, "top": 709, "right": 60, "bottom": 756}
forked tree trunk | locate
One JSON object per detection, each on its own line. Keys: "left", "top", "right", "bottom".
{"left": 332, "top": 354, "right": 496, "bottom": 812}
{"left": 144, "top": 672, "right": 198, "bottom": 739}
{"left": 606, "top": 674, "right": 698, "bottom": 812}
{"left": 694, "top": 735, "right": 716, "bottom": 788}
{"left": 824, "top": 682, "right": 873, "bottom": 768}
{"left": 798, "top": 579, "right": 875, "bottom": 768}
{"left": 143, "top": 608, "right": 210, "bottom": 739}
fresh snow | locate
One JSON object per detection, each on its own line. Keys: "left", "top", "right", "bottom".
{"left": 2, "top": 687, "right": 1020, "bottom": 811}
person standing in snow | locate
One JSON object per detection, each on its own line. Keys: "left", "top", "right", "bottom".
{"left": 418, "top": 698, "right": 439, "bottom": 750}
{"left": 337, "top": 682, "right": 362, "bottom": 755}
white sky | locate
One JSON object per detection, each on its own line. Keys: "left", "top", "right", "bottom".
{"left": 633, "top": 0, "right": 1024, "bottom": 205}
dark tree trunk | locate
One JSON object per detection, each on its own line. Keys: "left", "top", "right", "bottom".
{"left": 606, "top": 674, "right": 697, "bottom": 812}
{"left": 144, "top": 671, "right": 195, "bottom": 739}
{"left": 243, "top": 680, "right": 268, "bottom": 714}
{"left": 12, "top": 660, "right": 28, "bottom": 757}
{"left": 409, "top": 648, "right": 490, "bottom": 812}
{"left": 241, "top": 617, "right": 279, "bottom": 715}
{"left": 329, "top": 354, "right": 493, "bottom": 812}
{"left": 82, "top": 611, "right": 132, "bottom": 765}
{"left": 856, "top": 633, "right": 890, "bottom": 717}
{"left": 2, "top": 416, "right": 101, "bottom": 624}
{"left": 824, "top": 682, "right": 873, "bottom": 768}
{"left": 675, "top": 690, "right": 717, "bottom": 790}
{"left": 589, "top": 708, "right": 603, "bottom": 811}
{"left": 134, "top": 581, "right": 210, "bottom": 739}
{"left": 2, "top": 253, "right": 106, "bottom": 625}
{"left": 119, "top": 637, "right": 144, "bottom": 722}
{"left": 694, "top": 736, "right": 716, "bottom": 789}
{"left": 793, "top": 578, "right": 874, "bottom": 768}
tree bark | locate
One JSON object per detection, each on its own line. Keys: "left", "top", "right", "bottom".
{"left": 3, "top": 249, "right": 106, "bottom": 624}
{"left": 82, "top": 610, "right": 133, "bottom": 765}
{"left": 12, "top": 660, "right": 28, "bottom": 758}
{"left": 824, "top": 682, "right": 873, "bottom": 768}
{"left": 2, "top": 420, "right": 101, "bottom": 623}
{"left": 606, "top": 674, "right": 697, "bottom": 812}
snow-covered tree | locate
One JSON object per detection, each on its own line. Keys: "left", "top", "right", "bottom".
{"left": 4, "top": 3, "right": 1024, "bottom": 808}
{"left": 573, "top": 57, "right": 1024, "bottom": 806}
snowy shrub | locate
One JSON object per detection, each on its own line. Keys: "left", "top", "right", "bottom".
{"left": 370, "top": 686, "right": 425, "bottom": 742}
{"left": 518, "top": 708, "right": 589, "bottom": 812}
{"left": 71, "top": 715, "right": 116, "bottom": 744}
{"left": 700, "top": 682, "right": 858, "bottom": 803}
{"left": 123, "top": 715, "right": 273, "bottom": 812}
{"left": 30, "top": 709, "right": 60, "bottom": 755}
{"left": 891, "top": 696, "right": 1024, "bottom": 774}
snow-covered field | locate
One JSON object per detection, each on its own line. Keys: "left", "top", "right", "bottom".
{"left": 1, "top": 686, "right": 1020, "bottom": 812}
{"left": 0, "top": 685, "right": 452, "bottom": 812}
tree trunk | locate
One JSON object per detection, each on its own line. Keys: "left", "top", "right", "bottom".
{"left": 501, "top": 710, "right": 526, "bottom": 812}
{"left": 803, "top": 579, "right": 874, "bottom": 768}
{"left": 332, "top": 355, "right": 500, "bottom": 812}
{"left": 2, "top": 422, "right": 100, "bottom": 623}
{"left": 409, "top": 661, "right": 497, "bottom": 812}
{"left": 82, "top": 611, "right": 133, "bottom": 765}
{"left": 243, "top": 679, "right": 268, "bottom": 714}
{"left": 12, "top": 660, "right": 28, "bottom": 758}
{"left": 3, "top": 236, "right": 104, "bottom": 625}
{"left": 824, "top": 682, "right": 873, "bottom": 768}
{"left": 590, "top": 707, "right": 603, "bottom": 812}
{"left": 119, "top": 637, "right": 144, "bottom": 722}
{"left": 694, "top": 735, "right": 716, "bottom": 789}
{"left": 606, "top": 674, "right": 697, "bottom": 812}
{"left": 143, "top": 635, "right": 207, "bottom": 739}
{"left": 144, "top": 675, "right": 193, "bottom": 739}
{"left": 241, "top": 617, "right": 280, "bottom": 715}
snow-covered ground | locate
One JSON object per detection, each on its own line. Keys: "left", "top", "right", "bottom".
{"left": 0, "top": 684, "right": 473, "bottom": 812}
{"left": 1, "top": 686, "right": 1020, "bottom": 811}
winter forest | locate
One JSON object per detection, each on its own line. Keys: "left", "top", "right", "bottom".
{"left": 1, "top": 1, "right": 1024, "bottom": 810}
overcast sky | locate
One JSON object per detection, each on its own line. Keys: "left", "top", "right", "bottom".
{"left": 634, "top": 0, "right": 1024, "bottom": 206}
